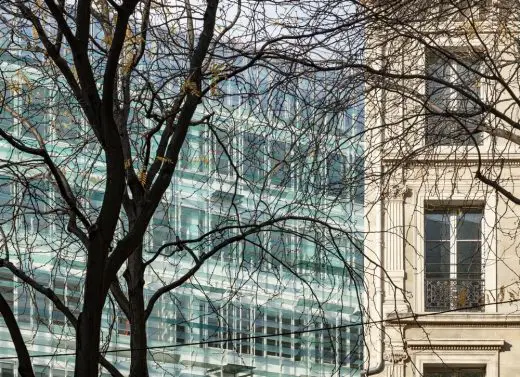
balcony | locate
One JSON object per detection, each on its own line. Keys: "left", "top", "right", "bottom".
{"left": 425, "top": 278, "right": 484, "bottom": 312}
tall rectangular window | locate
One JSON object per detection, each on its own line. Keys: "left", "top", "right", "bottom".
{"left": 327, "top": 152, "right": 345, "bottom": 197}
{"left": 425, "top": 208, "right": 484, "bottom": 311}
{"left": 243, "top": 132, "right": 266, "bottom": 182}
{"left": 21, "top": 86, "right": 49, "bottom": 140}
{"left": 425, "top": 50, "right": 483, "bottom": 145}
{"left": 270, "top": 141, "right": 291, "bottom": 188}
{"left": 212, "top": 129, "right": 231, "bottom": 176}
{"left": 0, "top": 86, "right": 14, "bottom": 133}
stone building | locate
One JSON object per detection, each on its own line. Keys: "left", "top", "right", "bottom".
{"left": 363, "top": 1, "right": 520, "bottom": 376}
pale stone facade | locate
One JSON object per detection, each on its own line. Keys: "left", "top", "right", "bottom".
{"left": 363, "top": 2, "right": 520, "bottom": 376}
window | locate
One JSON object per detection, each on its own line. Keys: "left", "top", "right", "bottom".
{"left": 327, "top": 153, "right": 346, "bottom": 197}
{"left": 440, "top": 0, "right": 491, "bottom": 21}
{"left": 424, "top": 208, "right": 484, "bottom": 311}
{"left": 0, "top": 270, "right": 13, "bottom": 327}
{"left": 425, "top": 50, "right": 483, "bottom": 145}
{"left": 209, "top": 214, "right": 235, "bottom": 262}
{"left": 314, "top": 323, "right": 335, "bottom": 364}
{"left": 0, "top": 363, "right": 14, "bottom": 377}
{"left": 21, "top": 86, "right": 49, "bottom": 140}
{"left": 424, "top": 366, "right": 485, "bottom": 377}
{"left": 20, "top": 180, "right": 53, "bottom": 236}
{"left": 152, "top": 201, "right": 173, "bottom": 250}
{"left": 270, "top": 141, "right": 292, "bottom": 188}
{"left": 51, "top": 278, "right": 66, "bottom": 326}
{"left": 0, "top": 177, "right": 13, "bottom": 222}
{"left": 53, "top": 93, "right": 82, "bottom": 141}
{"left": 0, "top": 85, "right": 14, "bottom": 133}
{"left": 212, "top": 129, "right": 231, "bottom": 176}
{"left": 34, "top": 271, "right": 50, "bottom": 325}
{"left": 242, "top": 132, "right": 266, "bottom": 182}
{"left": 179, "top": 130, "right": 206, "bottom": 172}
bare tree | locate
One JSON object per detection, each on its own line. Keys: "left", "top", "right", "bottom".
{"left": 0, "top": 0, "right": 367, "bottom": 376}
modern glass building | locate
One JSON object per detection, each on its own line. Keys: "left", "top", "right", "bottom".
{"left": 0, "top": 23, "right": 365, "bottom": 377}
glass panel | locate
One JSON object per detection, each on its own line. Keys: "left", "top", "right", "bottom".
{"left": 271, "top": 141, "right": 291, "bottom": 187}
{"left": 460, "top": 369, "right": 486, "bottom": 377}
{"left": 0, "top": 85, "right": 14, "bottom": 133}
{"left": 180, "top": 131, "right": 205, "bottom": 171}
{"left": 0, "top": 177, "right": 12, "bottom": 222}
{"left": 16, "top": 286, "right": 31, "bottom": 325}
{"left": 423, "top": 366, "right": 485, "bottom": 377}
{"left": 327, "top": 153, "right": 344, "bottom": 196}
{"left": 212, "top": 129, "right": 230, "bottom": 175}
{"left": 457, "top": 210, "right": 482, "bottom": 240}
{"left": 54, "top": 98, "right": 82, "bottom": 141}
{"left": 0, "top": 362, "right": 14, "bottom": 377}
{"left": 243, "top": 132, "right": 266, "bottom": 182}
{"left": 52, "top": 278, "right": 66, "bottom": 325}
{"left": 425, "top": 212, "right": 450, "bottom": 241}
{"left": 34, "top": 272, "right": 50, "bottom": 325}
{"left": 22, "top": 86, "right": 49, "bottom": 139}
{"left": 425, "top": 241, "right": 451, "bottom": 278}
{"left": 153, "top": 201, "right": 172, "bottom": 248}
{"left": 425, "top": 50, "right": 483, "bottom": 145}
{"left": 457, "top": 241, "right": 481, "bottom": 278}
{"left": 66, "top": 277, "right": 82, "bottom": 316}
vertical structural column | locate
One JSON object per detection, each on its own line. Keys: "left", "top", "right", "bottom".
{"left": 383, "top": 186, "right": 410, "bottom": 315}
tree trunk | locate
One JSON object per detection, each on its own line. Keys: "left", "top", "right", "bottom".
{"left": 0, "top": 292, "right": 35, "bottom": 377}
{"left": 128, "top": 244, "right": 149, "bottom": 377}
{"left": 74, "top": 236, "right": 108, "bottom": 377}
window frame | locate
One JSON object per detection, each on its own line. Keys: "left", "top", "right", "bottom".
{"left": 415, "top": 194, "right": 496, "bottom": 314}
{"left": 424, "top": 208, "right": 484, "bottom": 312}
{"left": 414, "top": 350, "right": 498, "bottom": 377}
{"left": 424, "top": 48, "right": 484, "bottom": 146}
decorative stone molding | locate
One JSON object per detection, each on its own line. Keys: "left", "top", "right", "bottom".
{"left": 406, "top": 339, "right": 505, "bottom": 352}
{"left": 386, "top": 313, "right": 520, "bottom": 328}
{"left": 383, "top": 350, "right": 409, "bottom": 363}
{"left": 383, "top": 157, "right": 520, "bottom": 168}
{"left": 384, "top": 184, "right": 412, "bottom": 199}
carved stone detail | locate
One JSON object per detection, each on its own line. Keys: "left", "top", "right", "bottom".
{"left": 385, "top": 184, "right": 412, "bottom": 199}
{"left": 383, "top": 350, "right": 409, "bottom": 363}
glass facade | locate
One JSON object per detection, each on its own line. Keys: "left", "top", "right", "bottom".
{"left": 0, "top": 32, "right": 364, "bottom": 377}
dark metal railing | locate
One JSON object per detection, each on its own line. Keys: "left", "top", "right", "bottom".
{"left": 425, "top": 277, "right": 484, "bottom": 312}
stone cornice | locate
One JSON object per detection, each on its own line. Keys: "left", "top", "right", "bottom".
{"left": 382, "top": 156, "right": 520, "bottom": 167}
{"left": 386, "top": 312, "right": 520, "bottom": 327}
{"left": 406, "top": 339, "right": 505, "bottom": 352}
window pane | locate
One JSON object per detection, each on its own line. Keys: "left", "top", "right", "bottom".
{"left": 22, "top": 86, "right": 48, "bottom": 139}
{"left": 243, "top": 132, "right": 266, "bottom": 182}
{"left": 212, "top": 130, "right": 230, "bottom": 175}
{"left": 457, "top": 210, "right": 482, "bottom": 240}
{"left": 425, "top": 212, "right": 450, "bottom": 241}
{"left": 327, "top": 153, "right": 344, "bottom": 196}
{"left": 457, "top": 241, "right": 481, "bottom": 278}
{"left": 0, "top": 86, "right": 14, "bottom": 133}
{"left": 271, "top": 141, "right": 291, "bottom": 187}
{"left": 460, "top": 369, "right": 486, "bottom": 377}
{"left": 0, "top": 363, "right": 14, "bottom": 377}
{"left": 425, "top": 241, "right": 450, "bottom": 279}
{"left": 425, "top": 50, "right": 483, "bottom": 145}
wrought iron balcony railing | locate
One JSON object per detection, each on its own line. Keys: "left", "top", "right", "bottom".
{"left": 425, "top": 277, "right": 484, "bottom": 312}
